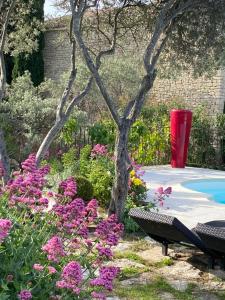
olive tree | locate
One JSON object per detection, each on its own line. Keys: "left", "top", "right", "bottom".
{"left": 37, "top": 0, "right": 225, "bottom": 220}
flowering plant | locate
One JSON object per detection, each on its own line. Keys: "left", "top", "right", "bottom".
{"left": 0, "top": 154, "right": 123, "bottom": 299}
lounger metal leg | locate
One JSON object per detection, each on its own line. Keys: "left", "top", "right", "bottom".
{"left": 208, "top": 256, "right": 215, "bottom": 269}
{"left": 162, "top": 242, "right": 168, "bottom": 256}
{"left": 220, "top": 257, "right": 225, "bottom": 270}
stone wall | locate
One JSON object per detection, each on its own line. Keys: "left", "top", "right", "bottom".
{"left": 43, "top": 28, "right": 225, "bottom": 116}
{"left": 43, "top": 28, "right": 72, "bottom": 81}
{"left": 151, "top": 70, "right": 225, "bottom": 115}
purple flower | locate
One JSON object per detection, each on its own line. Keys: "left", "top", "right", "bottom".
{"left": 18, "top": 290, "right": 32, "bottom": 300}
{"left": 96, "top": 244, "right": 113, "bottom": 258}
{"left": 58, "top": 177, "right": 77, "bottom": 199}
{"left": 42, "top": 236, "right": 65, "bottom": 262}
{"left": 90, "top": 266, "right": 120, "bottom": 291}
{"left": 5, "top": 154, "right": 50, "bottom": 210}
{"left": 95, "top": 215, "right": 123, "bottom": 246}
{"left": 0, "top": 219, "right": 12, "bottom": 242}
{"left": 56, "top": 261, "right": 82, "bottom": 294}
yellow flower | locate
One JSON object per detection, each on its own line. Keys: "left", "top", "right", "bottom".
{"left": 132, "top": 178, "right": 143, "bottom": 186}
{"left": 130, "top": 170, "right": 135, "bottom": 177}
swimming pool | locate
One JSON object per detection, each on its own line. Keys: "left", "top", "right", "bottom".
{"left": 183, "top": 179, "right": 225, "bottom": 204}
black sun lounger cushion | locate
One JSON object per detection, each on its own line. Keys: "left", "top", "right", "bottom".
{"left": 129, "top": 208, "right": 210, "bottom": 255}
{"left": 194, "top": 222, "right": 225, "bottom": 255}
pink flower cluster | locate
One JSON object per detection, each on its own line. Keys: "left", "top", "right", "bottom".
{"left": 53, "top": 198, "right": 98, "bottom": 235}
{"left": 154, "top": 186, "right": 172, "bottom": 207}
{"left": 58, "top": 177, "right": 77, "bottom": 199}
{"left": 91, "top": 144, "right": 108, "bottom": 158}
{"left": 42, "top": 236, "right": 65, "bottom": 262}
{"left": 91, "top": 266, "right": 120, "bottom": 291}
{"left": 131, "top": 158, "right": 145, "bottom": 178}
{"left": 5, "top": 154, "right": 50, "bottom": 209}
{"left": 0, "top": 219, "right": 12, "bottom": 242}
{"left": 95, "top": 214, "right": 124, "bottom": 246}
{"left": 56, "top": 261, "right": 82, "bottom": 294}
{"left": 33, "top": 264, "right": 57, "bottom": 274}
{"left": 17, "top": 290, "right": 32, "bottom": 300}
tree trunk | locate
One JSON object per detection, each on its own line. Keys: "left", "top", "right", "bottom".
{"left": 36, "top": 119, "right": 65, "bottom": 166}
{"left": 109, "top": 122, "right": 131, "bottom": 221}
{"left": 0, "top": 52, "right": 10, "bottom": 183}
{"left": 0, "top": 128, "right": 10, "bottom": 183}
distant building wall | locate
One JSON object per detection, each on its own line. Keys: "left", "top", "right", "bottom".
{"left": 43, "top": 28, "right": 225, "bottom": 116}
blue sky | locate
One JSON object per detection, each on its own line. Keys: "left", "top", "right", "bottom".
{"left": 45, "top": 0, "right": 63, "bottom": 16}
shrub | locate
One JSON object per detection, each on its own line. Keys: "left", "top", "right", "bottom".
{"left": 0, "top": 154, "right": 123, "bottom": 299}
{"left": 89, "top": 120, "right": 115, "bottom": 148}
{"left": 88, "top": 157, "right": 114, "bottom": 208}
{"left": 75, "top": 176, "right": 94, "bottom": 202}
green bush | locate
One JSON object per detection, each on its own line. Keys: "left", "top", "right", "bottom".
{"left": 88, "top": 157, "right": 114, "bottom": 208}
{"left": 75, "top": 176, "right": 94, "bottom": 201}
{"left": 89, "top": 120, "right": 115, "bottom": 148}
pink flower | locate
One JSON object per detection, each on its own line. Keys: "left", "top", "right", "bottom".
{"left": 91, "top": 144, "right": 108, "bottom": 158}
{"left": 91, "top": 291, "right": 106, "bottom": 299}
{"left": 33, "top": 264, "right": 44, "bottom": 271}
{"left": 96, "top": 244, "right": 113, "bottom": 258}
{"left": 0, "top": 219, "right": 12, "bottom": 242}
{"left": 48, "top": 266, "right": 57, "bottom": 274}
{"left": 58, "top": 177, "right": 77, "bottom": 198}
{"left": 90, "top": 266, "right": 120, "bottom": 291}
{"left": 164, "top": 187, "right": 172, "bottom": 195}
{"left": 156, "top": 187, "right": 164, "bottom": 195}
{"left": 42, "top": 236, "right": 65, "bottom": 262}
{"left": 18, "top": 290, "right": 32, "bottom": 300}
{"left": 95, "top": 214, "right": 124, "bottom": 246}
{"left": 56, "top": 261, "right": 82, "bottom": 294}
{"left": 5, "top": 154, "right": 50, "bottom": 210}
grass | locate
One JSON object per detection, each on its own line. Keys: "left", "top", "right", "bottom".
{"left": 114, "top": 251, "right": 147, "bottom": 265}
{"left": 114, "top": 277, "right": 198, "bottom": 300}
{"left": 154, "top": 257, "right": 174, "bottom": 268}
{"left": 119, "top": 266, "right": 150, "bottom": 280}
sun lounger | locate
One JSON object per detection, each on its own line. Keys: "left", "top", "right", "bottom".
{"left": 128, "top": 208, "right": 220, "bottom": 269}
{"left": 193, "top": 221, "right": 225, "bottom": 269}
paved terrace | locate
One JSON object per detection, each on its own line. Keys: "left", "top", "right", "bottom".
{"left": 143, "top": 166, "right": 225, "bottom": 229}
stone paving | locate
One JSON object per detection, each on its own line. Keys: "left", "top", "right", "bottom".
{"left": 108, "top": 238, "right": 225, "bottom": 300}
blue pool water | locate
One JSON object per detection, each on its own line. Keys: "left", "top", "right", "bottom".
{"left": 183, "top": 179, "right": 225, "bottom": 204}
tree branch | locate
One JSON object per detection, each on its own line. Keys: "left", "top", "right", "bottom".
{"left": 65, "top": 76, "right": 93, "bottom": 117}
{"left": 56, "top": 39, "right": 77, "bottom": 120}
{"left": 71, "top": 0, "right": 125, "bottom": 126}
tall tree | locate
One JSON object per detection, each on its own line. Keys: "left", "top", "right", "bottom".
{"left": 0, "top": 0, "right": 44, "bottom": 182}
{"left": 71, "top": 0, "right": 225, "bottom": 220}
{"left": 37, "top": 0, "right": 225, "bottom": 220}
{"left": 12, "top": 0, "right": 45, "bottom": 86}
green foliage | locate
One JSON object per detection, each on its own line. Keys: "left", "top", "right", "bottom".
{"left": 119, "top": 266, "right": 150, "bottom": 280}
{"left": 62, "top": 148, "right": 78, "bottom": 170}
{"left": 61, "top": 119, "right": 79, "bottom": 146}
{"left": 89, "top": 120, "right": 116, "bottom": 147}
{"left": 75, "top": 176, "right": 94, "bottom": 201}
{"left": 188, "top": 107, "right": 216, "bottom": 167}
{"left": 12, "top": 0, "right": 45, "bottom": 86}
{"left": 0, "top": 72, "right": 57, "bottom": 161}
{"left": 155, "top": 257, "right": 174, "bottom": 268}
{"left": 115, "top": 277, "right": 196, "bottom": 300}
{"left": 88, "top": 157, "right": 114, "bottom": 208}
{"left": 114, "top": 251, "right": 147, "bottom": 265}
